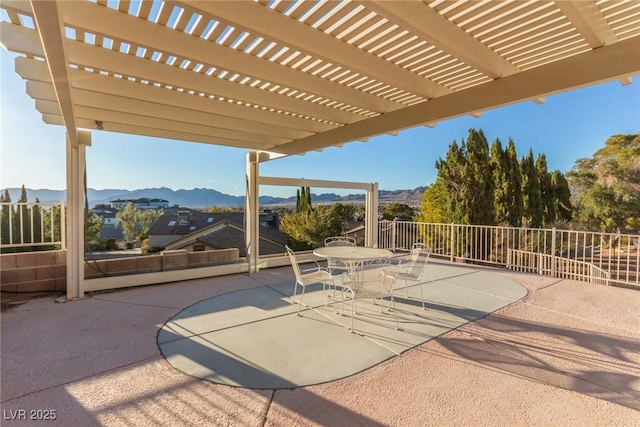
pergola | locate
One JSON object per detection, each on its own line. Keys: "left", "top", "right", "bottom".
{"left": 1, "top": 0, "right": 639, "bottom": 299}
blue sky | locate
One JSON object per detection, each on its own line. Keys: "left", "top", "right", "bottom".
{"left": 1, "top": 48, "right": 639, "bottom": 198}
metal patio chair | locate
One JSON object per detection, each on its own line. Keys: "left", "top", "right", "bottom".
{"left": 342, "top": 270, "right": 399, "bottom": 332}
{"left": 285, "top": 245, "right": 334, "bottom": 315}
{"left": 384, "top": 246, "right": 431, "bottom": 309}
{"left": 324, "top": 236, "right": 357, "bottom": 275}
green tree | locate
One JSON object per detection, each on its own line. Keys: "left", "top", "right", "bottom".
{"left": 33, "top": 197, "right": 42, "bottom": 243}
{"left": 566, "top": 133, "right": 640, "bottom": 232}
{"left": 418, "top": 181, "right": 448, "bottom": 223}
{"left": 296, "top": 186, "right": 312, "bottom": 214}
{"left": 116, "top": 202, "right": 138, "bottom": 242}
{"left": 504, "top": 139, "right": 523, "bottom": 226}
{"left": 281, "top": 205, "right": 343, "bottom": 249}
{"left": 430, "top": 129, "right": 494, "bottom": 225}
{"left": 491, "top": 139, "right": 508, "bottom": 224}
{"left": 550, "top": 170, "right": 572, "bottom": 223}
{"left": 11, "top": 185, "right": 30, "bottom": 243}
{"left": 422, "top": 130, "right": 571, "bottom": 230}
{"left": 328, "top": 203, "right": 356, "bottom": 226}
{"left": 85, "top": 211, "right": 104, "bottom": 245}
{"left": 536, "top": 154, "right": 554, "bottom": 226}
{"left": 520, "top": 149, "right": 543, "bottom": 227}
{"left": 382, "top": 203, "right": 415, "bottom": 221}
{"left": 1, "top": 189, "right": 12, "bottom": 245}
{"left": 137, "top": 208, "right": 163, "bottom": 240}
{"left": 115, "top": 203, "right": 161, "bottom": 243}
{"left": 463, "top": 129, "right": 494, "bottom": 225}
{"left": 434, "top": 140, "right": 467, "bottom": 223}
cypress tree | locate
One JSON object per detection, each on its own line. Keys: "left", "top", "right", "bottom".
{"left": 504, "top": 139, "right": 523, "bottom": 227}
{"left": 550, "top": 171, "right": 572, "bottom": 222}
{"left": 536, "top": 154, "right": 554, "bottom": 226}
{"left": 295, "top": 186, "right": 312, "bottom": 214}
{"left": 17, "top": 185, "right": 30, "bottom": 242}
{"left": 305, "top": 186, "right": 312, "bottom": 212}
{"left": 33, "top": 197, "right": 42, "bottom": 243}
{"left": 463, "top": 129, "right": 494, "bottom": 225}
{"left": 521, "top": 149, "right": 543, "bottom": 227}
{"left": 0, "top": 190, "right": 10, "bottom": 245}
{"left": 491, "top": 138, "right": 508, "bottom": 224}
{"left": 435, "top": 140, "right": 467, "bottom": 223}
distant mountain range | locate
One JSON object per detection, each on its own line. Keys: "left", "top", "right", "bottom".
{"left": 2, "top": 186, "right": 426, "bottom": 208}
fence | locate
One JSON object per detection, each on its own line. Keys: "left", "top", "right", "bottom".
{"left": 507, "top": 249, "right": 610, "bottom": 285}
{"left": 378, "top": 220, "right": 639, "bottom": 287}
{"left": 0, "top": 202, "right": 66, "bottom": 251}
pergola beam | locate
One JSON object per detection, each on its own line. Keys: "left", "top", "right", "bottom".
{"left": 16, "top": 57, "right": 334, "bottom": 135}
{"left": 29, "top": 0, "right": 77, "bottom": 142}
{"left": 2, "top": 22, "right": 364, "bottom": 126}
{"left": 555, "top": 0, "right": 617, "bottom": 48}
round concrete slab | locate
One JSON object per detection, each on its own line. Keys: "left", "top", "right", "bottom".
{"left": 158, "top": 266, "right": 527, "bottom": 389}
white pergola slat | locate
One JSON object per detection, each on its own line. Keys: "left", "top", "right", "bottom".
{"left": 1, "top": 0, "right": 639, "bottom": 297}
{"left": 2, "top": 0, "right": 637, "bottom": 154}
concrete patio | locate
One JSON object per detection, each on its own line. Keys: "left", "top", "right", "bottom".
{"left": 1, "top": 259, "right": 639, "bottom": 426}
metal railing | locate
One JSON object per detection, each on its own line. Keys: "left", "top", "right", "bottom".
{"left": 378, "top": 220, "right": 639, "bottom": 287}
{"left": 507, "top": 249, "right": 610, "bottom": 285}
{"left": 0, "top": 202, "right": 66, "bottom": 251}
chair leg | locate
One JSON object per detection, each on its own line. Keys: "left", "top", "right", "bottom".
{"left": 419, "top": 283, "right": 426, "bottom": 310}
{"left": 389, "top": 295, "right": 399, "bottom": 330}
{"left": 292, "top": 283, "right": 298, "bottom": 304}
{"left": 350, "top": 297, "right": 356, "bottom": 332}
{"left": 297, "top": 286, "right": 306, "bottom": 315}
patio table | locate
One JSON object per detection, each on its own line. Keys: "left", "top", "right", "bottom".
{"left": 314, "top": 246, "right": 394, "bottom": 329}
{"left": 313, "top": 246, "right": 392, "bottom": 282}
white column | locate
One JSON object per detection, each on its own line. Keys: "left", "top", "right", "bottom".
{"left": 365, "top": 182, "right": 379, "bottom": 248}
{"left": 245, "top": 152, "right": 260, "bottom": 273}
{"left": 66, "top": 130, "right": 91, "bottom": 299}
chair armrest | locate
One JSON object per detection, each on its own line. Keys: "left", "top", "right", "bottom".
{"left": 300, "top": 260, "right": 326, "bottom": 274}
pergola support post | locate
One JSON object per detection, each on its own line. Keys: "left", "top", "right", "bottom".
{"left": 245, "top": 152, "right": 260, "bottom": 273}
{"left": 66, "top": 130, "right": 91, "bottom": 300}
{"left": 365, "top": 182, "right": 378, "bottom": 248}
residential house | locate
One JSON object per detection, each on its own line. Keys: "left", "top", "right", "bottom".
{"left": 148, "top": 208, "right": 285, "bottom": 256}
{"left": 92, "top": 205, "right": 123, "bottom": 241}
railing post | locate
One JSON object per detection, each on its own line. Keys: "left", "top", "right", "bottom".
{"left": 391, "top": 218, "right": 396, "bottom": 252}
{"left": 550, "top": 227, "right": 557, "bottom": 278}
{"left": 450, "top": 223, "right": 455, "bottom": 262}
{"left": 539, "top": 252, "right": 544, "bottom": 275}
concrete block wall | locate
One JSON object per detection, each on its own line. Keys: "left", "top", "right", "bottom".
{"left": 0, "top": 251, "right": 67, "bottom": 293}
{"left": 1, "top": 248, "right": 240, "bottom": 293}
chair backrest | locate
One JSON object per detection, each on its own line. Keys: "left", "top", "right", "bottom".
{"left": 348, "top": 271, "right": 397, "bottom": 298}
{"left": 406, "top": 247, "right": 431, "bottom": 279}
{"left": 324, "top": 236, "right": 356, "bottom": 247}
{"left": 285, "top": 245, "right": 303, "bottom": 283}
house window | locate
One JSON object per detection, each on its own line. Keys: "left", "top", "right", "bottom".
{"left": 207, "top": 217, "right": 214, "bottom": 223}
{"left": 193, "top": 244, "right": 205, "bottom": 252}
{"left": 168, "top": 220, "right": 176, "bottom": 226}
{"left": 189, "top": 225, "right": 196, "bottom": 231}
